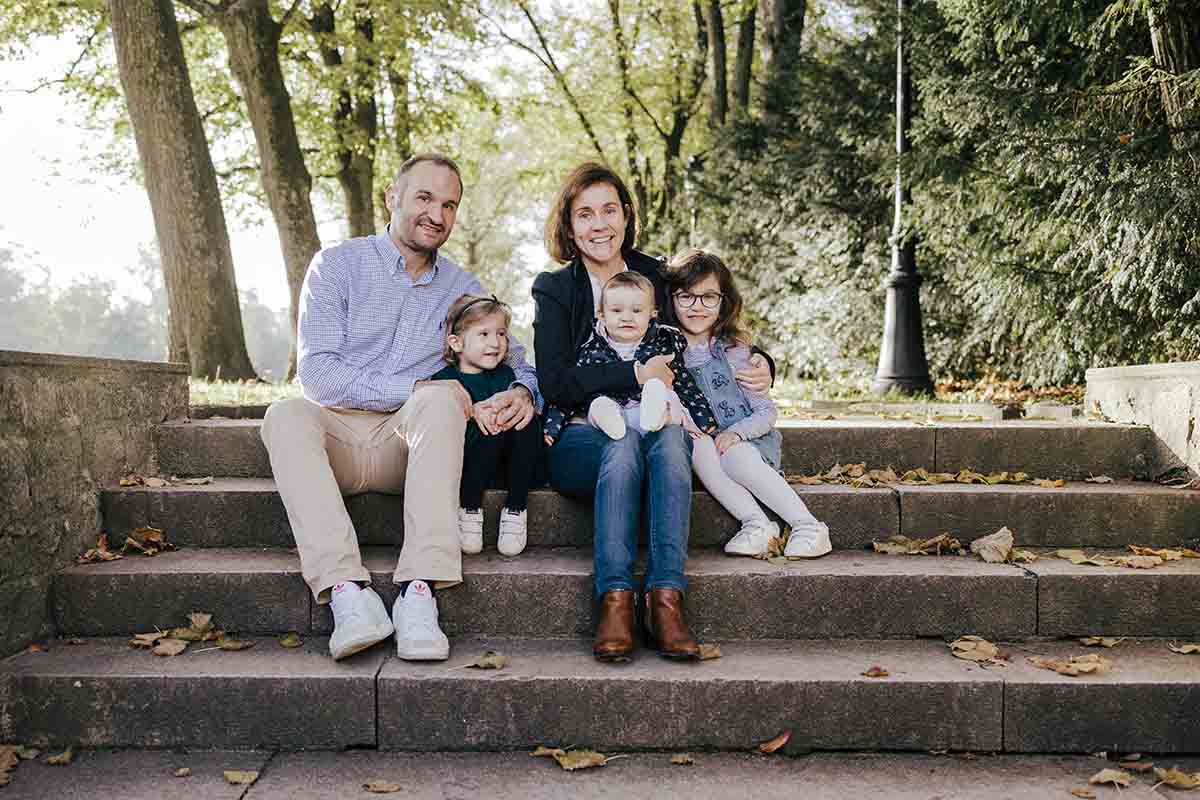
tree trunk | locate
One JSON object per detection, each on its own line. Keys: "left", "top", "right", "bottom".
{"left": 110, "top": 0, "right": 256, "bottom": 380}
{"left": 733, "top": 3, "right": 755, "bottom": 113}
{"left": 384, "top": 38, "right": 412, "bottom": 226}
{"left": 608, "top": 0, "right": 650, "bottom": 227}
{"left": 758, "top": 0, "right": 806, "bottom": 123}
{"left": 705, "top": 0, "right": 727, "bottom": 126}
{"left": 1148, "top": 2, "right": 1200, "bottom": 149}
{"left": 214, "top": 0, "right": 320, "bottom": 381}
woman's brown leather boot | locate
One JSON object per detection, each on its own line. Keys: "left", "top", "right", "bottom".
{"left": 593, "top": 589, "right": 636, "bottom": 662}
{"left": 643, "top": 588, "right": 700, "bottom": 661}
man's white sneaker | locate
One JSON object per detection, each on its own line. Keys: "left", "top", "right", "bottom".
{"left": 328, "top": 586, "right": 394, "bottom": 661}
{"left": 785, "top": 520, "right": 833, "bottom": 559}
{"left": 497, "top": 508, "right": 527, "bottom": 556}
{"left": 640, "top": 378, "right": 670, "bottom": 432}
{"left": 588, "top": 396, "right": 626, "bottom": 440}
{"left": 458, "top": 508, "right": 483, "bottom": 554}
{"left": 393, "top": 580, "right": 450, "bottom": 661}
{"left": 723, "top": 518, "right": 779, "bottom": 557}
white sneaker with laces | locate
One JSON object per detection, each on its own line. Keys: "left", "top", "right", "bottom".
{"left": 588, "top": 396, "right": 626, "bottom": 440}
{"left": 328, "top": 586, "right": 394, "bottom": 661}
{"left": 785, "top": 520, "right": 833, "bottom": 559}
{"left": 393, "top": 580, "right": 450, "bottom": 661}
{"left": 640, "top": 378, "right": 670, "bottom": 432}
{"left": 458, "top": 508, "right": 483, "bottom": 554}
{"left": 723, "top": 518, "right": 779, "bottom": 557}
{"left": 497, "top": 508, "right": 528, "bottom": 556}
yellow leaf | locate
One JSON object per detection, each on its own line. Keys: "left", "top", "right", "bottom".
{"left": 1069, "top": 789, "right": 1096, "bottom": 799}
{"left": 216, "top": 636, "right": 256, "bottom": 651}
{"left": 1032, "top": 479, "right": 1065, "bottom": 488}
{"left": 466, "top": 650, "right": 508, "bottom": 670}
{"left": 670, "top": 754, "right": 695, "bottom": 766}
{"left": 758, "top": 729, "right": 792, "bottom": 754}
{"left": 949, "top": 636, "right": 1003, "bottom": 664}
{"left": 14, "top": 747, "right": 39, "bottom": 761}
{"left": 0, "top": 748, "right": 18, "bottom": 787}
{"left": 873, "top": 534, "right": 963, "bottom": 556}
{"left": 970, "top": 527, "right": 1014, "bottom": 563}
{"left": 223, "top": 770, "right": 259, "bottom": 785}
{"left": 363, "top": 780, "right": 403, "bottom": 793}
{"left": 1114, "top": 555, "right": 1163, "bottom": 569}
{"left": 698, "top": 643, "right": 722, "bottom": 660}
{"left": 171, "top": 476, "right": 214, "bottom": 486}
{"left": 1119, "top": 760, "right": 1154, "bottom": 773}
{"left": 552, "top": 750, "right": 609, "bottom": 771}
{"left": 174, "top": 767, "right": 192, "bottom": 778}
{"left": 152, "top": 639, "right": 189, "bottom": 657}
{"left": 1011, "top": 549, "right": 1039, "bottom": 563}
{"left": 1077, "top": 637, "right": 1123, "bottom": 648}
{"left": 1167, "top": 642, "right": 1200, "bottom": 655}
{"left": 1088, "top": 768, "right": 1131, "bottom": 787}
{"left": 46, "top": 747, "right": 74, "bottom": 766}
{"left": 530, "top": 745, "right": 565, "bottom": 758}
{"left": 187, "top": 612, "right": 213, "bottom": 633}
{"left": 129, "top": 631, "right": 164, "bottom": 648}
{"left": 1128, "top": 544, "right": 1184, "bottom": 561}
{"left": 144, "top": 477, "right": 168, "bottom": 488}
{"left": 1154, "top": 766, "right": 1200, "bottom": 789}
{"left": 279, "top": 632, "right": 303, "bottom": 648}
{"left": 862, "top": 665, "right": 889, "bottom": 677}
{"left": 119, "top": 474, "right": 145, "bottom": 487}
{"left": 77, "top": 534, "right": 123, "bottom": 564}
{"left": 1027, "top": 653, "right": 1112, "bottom": 676}
{"left": 1085, "top": 475, "right": 1114, "bottom": 484}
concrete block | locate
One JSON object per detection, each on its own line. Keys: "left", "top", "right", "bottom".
{"left": 778, "top": 420, "right": 936, "bottom": 475}
{"left": 933, "top": 422, "right": 1155, "bottom": 479}
{"left": 154, "top": 420, "right": 270, "bottom": 478}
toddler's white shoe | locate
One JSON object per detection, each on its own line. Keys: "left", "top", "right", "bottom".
{"left": 328, "top": 585, "right": 394, "bottom": 661}
{"left": 458, "top": 508, "right": 483, "bottom": 554}
{"left": 497, "top": 508, "right": 528, "bottom": 556}
{"left": 588, "top": 396, "right": 627, "bottom": 440}
{"left": 393, "top": 580, "right": 450, "bottom": 661}
{"left": 723, "top": 518, "right": 779, "bottom": 557}
{"left": 785, "top": 520, "right": 833, "bottom": 559}
{"left": 640, "top": 378, "right": 670, "bottom": 432}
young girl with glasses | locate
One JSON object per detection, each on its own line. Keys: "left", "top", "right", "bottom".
{"left": 663, "top": 249, "right": 832, "bottom": 559}
{"left": 430, "top": 294, "right": 543, "bottom": 557}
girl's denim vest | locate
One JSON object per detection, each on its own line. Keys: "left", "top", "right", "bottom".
{"left": 688, "top": 344, "right": 783, "bottom": 470}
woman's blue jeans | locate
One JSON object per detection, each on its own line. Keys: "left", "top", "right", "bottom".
{"left": 548, "top": 423, "right": 693, "bottom": 597}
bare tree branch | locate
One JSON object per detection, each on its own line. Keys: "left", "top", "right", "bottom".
{"left": 16, "top": 26, "right": 99, "bottom": 93}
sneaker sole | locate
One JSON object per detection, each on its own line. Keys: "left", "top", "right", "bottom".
{"left": 395, "top": 644, "right": 450, "bottom": 661}
{"left": 330, "top": 623, "right": 394, "bottom": 661}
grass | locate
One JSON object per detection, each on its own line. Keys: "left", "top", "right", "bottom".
{"left": 189, "top": 378, "right": 301, "bottom": 407}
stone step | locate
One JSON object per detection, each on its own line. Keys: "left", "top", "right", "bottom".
{"left": 55, "top": 548, "right": 1039, "bottom": 641}
{"left": 3, "top": 637, "right": 1197, "bottom": 753}
{"left": 153, "top": 417, "right": 1156, "bottom": 480}
{"left": 100, "top": 478, "right": 1200, "bottom": 551}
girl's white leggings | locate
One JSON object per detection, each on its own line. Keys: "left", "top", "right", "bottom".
{"left": 691, "top": 435, "right": 817, "bottom": 527}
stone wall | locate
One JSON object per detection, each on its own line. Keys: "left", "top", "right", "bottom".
{"left": 1086, "top": 360, "right": 1200, "bottom": 478}
{"left": 0, "top": 351, "right": 187, "bottom": 656}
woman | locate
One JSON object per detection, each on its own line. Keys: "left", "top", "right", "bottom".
{"left": 531, "top": 162, "right": 772, "bottom": 662}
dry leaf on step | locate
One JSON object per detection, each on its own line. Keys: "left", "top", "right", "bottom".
{"left": 758, "top": 729, "right": 791, "bottom": 754}
{"left": 363, "top": 780, "right": 403, "bottom": 793}
{"left": 152, "top": 639, "right": 188, "bottom": 657}
{"left": 1027, "top": 653, "right": 1111, "bottom": 676}
{"left": 1085, "top": 475, "right": 1114, "bottom": 484}
{"left": 129, "top": 631, "right": 164, "bottom": 648}
{"left": 174, "top": 767, "right": 191, "bottom": 778}
{"left": 698, "top": 643, "right": 722, "bottom": 660}
{"left": 1069, "top": 789, "right": 1096, "bottom": 799}
{"left": 1128, "top": 545, "right": 1184, "bottom": 560}
{"left": 1032, "top": 478, "right": 1065, "bottom": 488}
{"left": 1088, "top": 768, "right": 1131, "bottom": 787}
{"left": 1011, "top": 549, "right": 1039, "bottom": 563}
{"left": 949, "top": 636, "right": 1003, "bottom": 664}
{"left": 0, "top": 748, "right": 18, "bottom": 787}
{"left": 14, "top": 747, "right": 39, "bottom": 761}
{"left": 970, "top": 527, "right": 1014, "bottom": 563}
{"left": 1167, "top": 642, "right": 1200, "bottom": 654}
{"left": 170, "top": 476, "right": 214, "bottom": 486}
{"left": 119, "top": 473, "right": 145, "bottom": 487}
{"left": 223, "top": 770, "right": 259, "bottom": 785}
{"left": 873, "top": 534, "right": 963, "bottom": 556}
{"left": 1078, "top": 637, "right": 1123, "bottom": 648}
{"left": 1118, "top": 760, "right": 1154, "bottom": 773}
{"left": 279, "top": 632, "right": 303, "bottom": 648}
{"left": 670, "top": 754, "right": 695, "bottom": 766}
{"left": 530, "top": 745, "right": 565, "bottom": 758}
{"left": 861, "top": 665, "right": 889, "bottom": 677}
{"left": 552, "top": 750, "right": 610, "bottom": 771}
{"left": 466, "top": 650, "right": 508, "bottom": 670}
{"left": 144, "top": 477, "right": 168, "bottom": 488}
{"left": 46, "top": 747, "right": 74, "bottom": 766}
{"left": 1154, "top": 766, "right": 1200, "bottom": 789}
{"left": 77, "top": 534, "right": 122, "bottom": 564}
{"left": 216, "top": 636, "right": 255, "bottom": 651}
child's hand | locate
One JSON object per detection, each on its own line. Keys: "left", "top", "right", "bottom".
{"left": 638, "top": 354, "right": 675, "bottom": 389}
{"left": 735, "top": 354, "right": 772, "bottom": 395}
{"left": 714, "top": 431, "right": 741, "bottom": 455}
{"left": 473, "top": 401, "right": 500, "bottom": 435}
{"left": 543, "top": 433, "right": 554, "bottom": 446}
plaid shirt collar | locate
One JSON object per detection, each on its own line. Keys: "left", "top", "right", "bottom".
{"left": 374, "top": 227, "right": 441, "bottom": 285}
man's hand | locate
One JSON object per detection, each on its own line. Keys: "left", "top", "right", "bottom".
{"left": 714, "top": 430, "right": 742, "bottom": 455}
{"left": 479, "top": 386, "right": 536, "bottom": 431}
{"left": 735, "top": 353, "right": 772, "bottom": 395}
{"left": 414, "top": 379, "right": 472, "bottom": 420}
{"left": 637, "top": 354, "right": 675, "bottom": 389}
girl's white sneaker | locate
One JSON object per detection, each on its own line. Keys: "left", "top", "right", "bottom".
{"left": 588, "top": 396, "right": 627, "bottom": 440}
{"left": 497, "top": 508, "right": 528, "bottom": 556}
{"left": 723, "top": 518, "right": 779, "bottom": 557}
{"left": 457, "top": 508, "right": 483, "bottom": 554}
{"left": 785, "top": 520, "right": 832, "bottom": 559}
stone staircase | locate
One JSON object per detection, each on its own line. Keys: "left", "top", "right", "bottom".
{"left": 3, "top": 417, "right": 1200, "bottom": 755}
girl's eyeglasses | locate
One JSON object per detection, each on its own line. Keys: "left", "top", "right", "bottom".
{"left": 673, "top": 291, "right": 723, "bottom": 309}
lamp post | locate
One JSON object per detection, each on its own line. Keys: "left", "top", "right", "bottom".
{"left": 872, "top": 0, "right": 934, "bottom": 396}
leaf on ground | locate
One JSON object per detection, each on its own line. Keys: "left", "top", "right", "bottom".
{"left": 77, "top": 534, "right": 123, "bottom": 564}
{"left": 1011, "top": 549, "right": 1039, "bottom": 563}
{"left": 279, "top": 632, "right": 303, "bottom": 648}
{"left": 152, "top": 639, "right": 189, "bottom": 657}
{"left": 1027, "top": 653, "right": 1112, "bottom": 676}
{"left": 1069, "top": 788, "right": 1096, "bottom": 799}
{"left": 174, "top": 767, "right": 191, "bottom": 777}
{"left": 170, "top": 476, "right": 214, "bottom": 486}
{"left": 144, "top": 477, "right": 169, "bottom": 488}
{"left": 129, "top": 631, "right": 165, "bottom": 648}
{"left": 363, "top": 780, "right": 403, "bottom": 793}
{"left": 167, "top": 612, "right": 218, "bottom": 642}
{"left": 698, "top": 643, "right": 722, "bottom": 660}
{"left": 0, "top": 748, "right": 18, "bottom": 787}
{"left": 14, "top": 747, "right": 39, "bottom": 761}
{"left": 767, "top": 555, "right": 789, "bottom": 566}
{"left": 122, "top": 526, "right": 175, "bottom": 557}
{"left": 1118, "top": 760, "right": 1155, "bottom": 773}
{"left": 466, "top": 650, "right": 508, "bottom": 670}
{"left": 1167, "top": 642, "right": 1200, "bottom": 654}
{"left": 46, "top": 747, "right": 73, "bottom": 766}
{"left": 530, "top": 746, "right": 565, "bottom": 758}
{"left": 1078, "top": 637, "right": 1124, "bottom": 648}
{"left": 873, "top": 533, "right": 963, "bottom": 556}
{"left": 861, "top": 665, "right": 889, "bottom": 677}
{"left": 970, "top": 527, "right": 1014, "bottom": 563}
{"left": 552, "top": 750, "right": 610, "bottom": 771}
{"left": 1115, "top": 554, "right": 1164, "bottom": 569}
{"left": 119, "top": 473, "right": 145, "bottom": 487}
{"left": 223, "top": 770, "right": 259, "bottom": 785}
{"left": 984, "top": 471, "right": 1029, "bottom": 485}
{"left": 1128, "top": 544, "right": 1185, "bottom": 561}
{"left": 1054, "top": 550, "right": 1119, "bottom": 567}
{"left": 758, "top": 729, "right": 791, "bottom": 754}
{"left": 670, "top": 754, "right": 695, "bottom": 766}
{"left": 216, "top": 635, "right": 255, "bottom": 651}
{"left": 949, "top": 636, "right": 1004, "bottom": 665}
{"left": 1085, "top": 475, "right": 1114, "bottom": 484}
{"left": 1032, "top": 478, "right": 1066, "bottom": 488}
{"left": 1088, "top": 768, "right": 1131, "bottom": 787}
{"left": 25, "top": 643, "right": 46, "bottom": 654}
{"left": 1154, "top": 766, "right": 1200, "bottom": 790}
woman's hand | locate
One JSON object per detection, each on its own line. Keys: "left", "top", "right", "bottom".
{"left": 637, "top": 354, "right": 675, "bottom": 389}
{"left": 735, "top": 353, "right": 772, "bottom": 395}
{"left": 714, "top": 430, "right": 741, "bottom": 455}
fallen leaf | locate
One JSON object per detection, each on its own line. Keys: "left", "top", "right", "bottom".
{"left": 119, "top": 473, "right": 145, "bottom": 487}
{"left": 169, "top": 612, "right": 218, "bottom": 642}
{"left": 216, "top": 636, "right": 255, "bottom": 651}
{"left": 1078, "top": 637, "right": 1124, "bottom": 648}
{"left": 553, "top": 750, "right": 610, "bottom": 771}
{"left": 1085, "top": 475, "right": 1114, "bottom": 484}
{"left": 767, "top": 555, "right": 789, "bottom": 566}
{"left": 670, "top": 754, "right": 695, "bottom": 766}
{"left": 152, "top": 639, "right": 189, "bottom": 657}
{"left": 949, "top": 636, "right": 1003, "bottom": 664}
{"left": 698, "top": 643, "right": 722, "bottom": 660}
{"left": 873, "top": 533, "right": 964, "bottom": 556}
{"left": 1116, "top": 554, "right": 1164, "bottom": 569}
{"left": 1088, "top": 768, "right": 1131, "bottom": 787}
{"left": 1167, "top": 642, "right": 1200, "bottom": 655}
{"left": 14, "top": 747, "right": 39, "bottom": 761}
{"left": 77, "top": 534, "right": 123, "bottom": 564}
{"left": 279, "top": 632, "right": 303, "bottom": 648}
{"left": 25, "top": 643, "right": 46, "bottom": 654}
{"left": 1129, "top": 545, "right": 1184, "bottom": 561}
{"left": 1032, "top": 478, "right": 1066, "bottom": 488}
{"left": 984, "top": 471, "right": 1029, "bottom": 485}
{"left": 1119, "top": 761, "right": 1155, "bottom": 773}
{"left": 1154, "top": 766, "right": 1200, "bottom": 790}
{"left": 129, "top": 631, "right": 164, "bottom": 648}
{"left": 174, "top": 767, "right": 192, "bottom": 778}
{"left": 0, "top": 748, "right": 17, "bottom": 787}
{"left": 363, "top": 780, "right": 403, "bottom": 793}
{"left": 530, "top": 745, "right": 564, "bottom": 758}
{"left": 862, "top": 665, "right": 889, "bottom": 677}
{"left": 121, "top": 526, "right": 175, "bottom": 557}
{"left": 46, "top": 747, "right": 74, "bottom": 766}
{"left": 144, "top": 477, "right": 168, "bottom": 488}
{"left": 1027, "top": 653, "right": 1112, "bottom": 676}
{"left": 758, "top": 729, "right": 791, "bottom": 754}
{"left": 170, "top": 476, "right": 214, "bottom": 486}
{"left": 223, "top": 770, "right": 259, "bottom": 785}
{"left": 466, "top": 650, "right": 508, "bottom": 670}
{"left": 970, "top": 527, "right": 1014, "bottom": 563}
{"left": 1011, "top": 549, "right": 1039, "bottom": 563}
{"left": 1069, "top": 789, "right": 1096, "bottom": 799}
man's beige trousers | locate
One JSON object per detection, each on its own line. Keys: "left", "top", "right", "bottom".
{"left": 260, "top": 385, "right": 465, "bottom": 602}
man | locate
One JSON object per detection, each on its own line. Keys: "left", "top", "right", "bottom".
{"left": 261, "top": 154, "right": 538, "bottom": 662}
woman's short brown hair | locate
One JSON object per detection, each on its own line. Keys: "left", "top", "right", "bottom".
{"left": 544, "top": 162, "right": 638, "bottom": 263}
{"left": 443, "top": 294, "right": 512, "bottom": 365}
